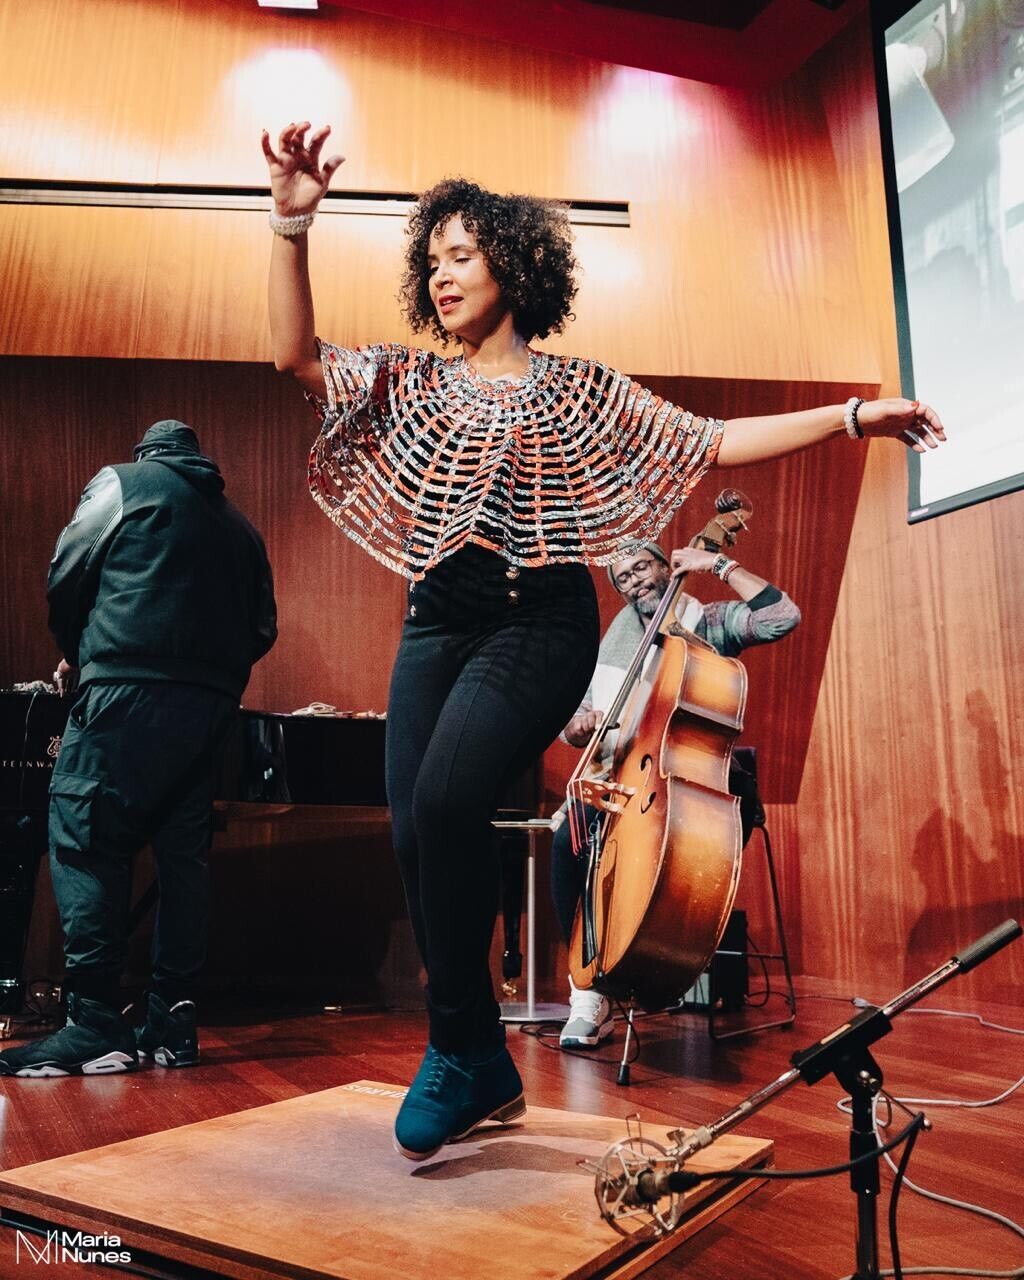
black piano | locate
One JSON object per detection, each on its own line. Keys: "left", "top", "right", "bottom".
{"left": 1, "top": 689, "right": 540, "bottom": 1011}
{"left": 0, "top": 690, "right": 388, "bottom": 1006}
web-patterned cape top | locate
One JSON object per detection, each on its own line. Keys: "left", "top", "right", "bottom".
{"left": 307, "top": 341, "right": 724, "bottom": 582}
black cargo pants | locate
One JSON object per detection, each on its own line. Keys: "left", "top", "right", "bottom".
{"left": 48, "top": 681, "right": 237, "bottom": 1007}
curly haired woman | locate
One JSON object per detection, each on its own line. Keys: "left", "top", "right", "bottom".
{"left": 261, "top": 121, "right": 945, "bottom": 1161}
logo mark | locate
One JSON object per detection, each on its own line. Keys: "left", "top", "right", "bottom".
{"left": 16, "top": 1230, "right": 56, "bottom": 1264}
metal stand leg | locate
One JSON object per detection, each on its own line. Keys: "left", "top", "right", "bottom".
{"left": 496, "top": 818, "right": 571, "bottom": 1024}
{"left": 617, "top": 999, "right": 636, "bottom": 1086}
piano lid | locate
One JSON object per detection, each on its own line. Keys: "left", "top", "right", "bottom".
{"left": 0, "top": 691, "right": 388, "bottom": 811}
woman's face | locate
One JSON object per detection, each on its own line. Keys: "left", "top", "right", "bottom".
{"left": 427, "top": 214, "right": 509, "bottom": 342}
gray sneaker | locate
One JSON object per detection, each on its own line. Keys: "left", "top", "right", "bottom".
{"left": 559, "top": 978, "right": 614, "bottom": 1049}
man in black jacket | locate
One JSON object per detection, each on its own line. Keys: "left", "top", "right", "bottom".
{"left": 0, "top": 422, "right": 276, "bottom": 1078}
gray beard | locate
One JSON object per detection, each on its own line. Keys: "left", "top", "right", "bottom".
{"left": 634, "top": 593, "right": 660, "bottom": 617}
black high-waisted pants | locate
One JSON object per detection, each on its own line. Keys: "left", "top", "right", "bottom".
{"left": 386, "top": 545, "right": 599, "bottom": 1054}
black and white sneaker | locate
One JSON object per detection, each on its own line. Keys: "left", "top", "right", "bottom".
{"left": 559, "top": 977, "right": 615, "bottom": 1049}
{"left": 0, "top": 993, "right": 138, "bottom": 1077}
{"left": 132, "top": 992, "right": 200, "bottom": 1068}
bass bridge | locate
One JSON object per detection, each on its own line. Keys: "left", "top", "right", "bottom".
{"left": 572, "top": 776, "right": 636, "bottom": 815}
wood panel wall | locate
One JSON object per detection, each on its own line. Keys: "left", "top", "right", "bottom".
{"left": 4, "top": 356, "right": 865, "bottom": 996}
{"left": 0, "top": 0, "right": 879, "bottom": 381}
{"left": 0, "top": 356, "right": 867, "bottom": 800}
{"left": 762, "top": 21, "right": 1024, "bottom": 1003}
{"left": 3, "top": 0, "right": 1018, "bottom": 1001}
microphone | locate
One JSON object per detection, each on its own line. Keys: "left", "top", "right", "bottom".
{"left": 588, "top": 1119, "right": 721, "bottom": 1235}
{"left": 635, "top": 1164, "right": 702, "bottom": 1203}
{"left": 591, "top": 1150, "right": 685, "bottom": 1236}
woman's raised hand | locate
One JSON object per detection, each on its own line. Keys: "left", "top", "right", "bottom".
{"left": 261, "top": 122, "right": 345, "bottom": 216}
{"left": 857, "top": 398, "right": 947, "bottom": 452}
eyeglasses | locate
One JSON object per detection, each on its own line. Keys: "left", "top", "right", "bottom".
{"left": 613, "top": 558, "right": 658, "bottom": 590}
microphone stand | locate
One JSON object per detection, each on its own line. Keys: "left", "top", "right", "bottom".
{"left": 592, "top": 918, "right": 1022, "bottom": 1278}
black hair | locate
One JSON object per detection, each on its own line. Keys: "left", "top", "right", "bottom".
{"left": 399, "top": 178, "right": 579, "bottom": 345}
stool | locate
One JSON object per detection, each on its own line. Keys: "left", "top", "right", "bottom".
{"left": 491, "top": 816, "right": 570, "bottom": 1024}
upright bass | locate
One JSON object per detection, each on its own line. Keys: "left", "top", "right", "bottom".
{"left": 567, "top": 490, "right": 753, "bottom": 1009}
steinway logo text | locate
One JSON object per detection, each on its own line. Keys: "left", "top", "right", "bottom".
{"left": 15, "top": 1229, "right": 133, "bottom": 1265}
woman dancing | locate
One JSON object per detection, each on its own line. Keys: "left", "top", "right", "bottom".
{"left": 261, "top": 121, "right": 944, "bottom": 1161}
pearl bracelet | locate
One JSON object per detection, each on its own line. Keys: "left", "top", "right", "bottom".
{"left": 269, "top": 209, "right": 316, "bottom": 238}
{"left": 844, "top": 396, "right": 865, "bottom": 440}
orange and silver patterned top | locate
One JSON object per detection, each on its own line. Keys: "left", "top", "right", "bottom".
{"left": 308, "top": 341, "right": 724, "bottom": 581}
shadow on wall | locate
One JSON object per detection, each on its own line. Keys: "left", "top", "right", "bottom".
{"left": 905, "top": 689, "right": 1023, "bottom": 984}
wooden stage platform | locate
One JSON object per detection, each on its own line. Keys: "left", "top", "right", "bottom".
{"left": 3, "top": 992, "right": 1020, "bottom": 1278}
{"left": 0, "top": 1080, "right": 772, "bottom": 1279}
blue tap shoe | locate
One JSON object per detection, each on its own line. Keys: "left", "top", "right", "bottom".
{"left": 393, "top": 1041, "right": 526, "bottom": 1161}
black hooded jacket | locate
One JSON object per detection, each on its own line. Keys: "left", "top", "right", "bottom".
{"left": 47, "top": 430, "right": 277, "bottom": 699}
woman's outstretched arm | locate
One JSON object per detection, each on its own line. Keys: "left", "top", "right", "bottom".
{"left": 262, "top": 121, "right": 344, "bottom": 398}
{"left": 716, "top": 397, "right": 946, "bottom": 467}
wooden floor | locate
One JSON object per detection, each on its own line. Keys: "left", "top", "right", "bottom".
{"left": 1, "top": 981, "right": 1021, "bottom": 1279}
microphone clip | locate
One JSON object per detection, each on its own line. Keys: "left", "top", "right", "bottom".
{"left": 579, "top": 1114, "right": 687, "bottom": 1238}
